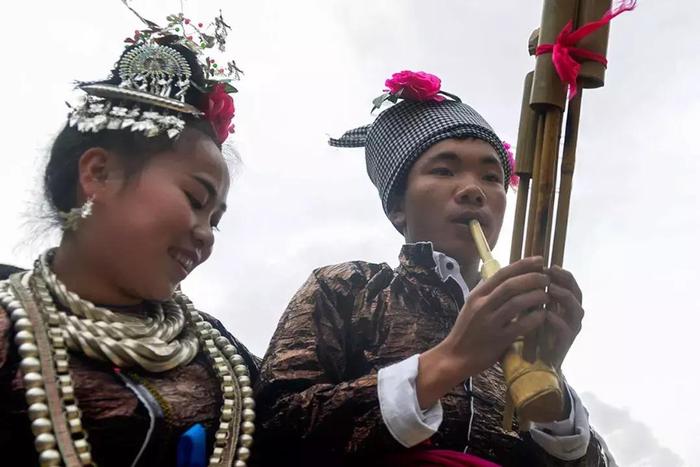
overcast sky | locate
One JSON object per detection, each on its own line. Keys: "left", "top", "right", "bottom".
{"left": 1, "top": 1, "right": 698, "bottom": 464}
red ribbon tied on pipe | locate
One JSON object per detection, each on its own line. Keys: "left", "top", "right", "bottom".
{"left": 535, "top": 0, "right": 637, "bottom": 99}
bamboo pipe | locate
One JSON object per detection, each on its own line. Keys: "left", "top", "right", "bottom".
{"left": 551, "top": 92, "right": 583, "bottom": 267}
{"left": 530, "top": 0, "right": 579, "bottom": 110}
{"left": 542, "top": 115, "right": 564, "bottom": 264}
{"left": 524, "top": 108, "right": 563, "bottom": 362}
{"left": 510, "top": 175, "right": 530, "bottom": 264}
{"left": 524, "top": 115, "right": 545, "bottom": 258}
{"left": 577, "top": 0, "right": 613, "bottom": 88}
{"left": 530, "top": 109, "right": 563, "bottom": 260}
{"left": 510, "top": 72, "right": 538, "bottom": 264}
{"left": 469, "top": 220, "right": 501, "bottom": 278}
{"left": 510, "top": 181, "right": 530, "bottom": 264}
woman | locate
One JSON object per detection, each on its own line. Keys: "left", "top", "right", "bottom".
{"left": 0, "top": 13, "right": 257, "bottom": 467}
{"left": 254, "top": 71, "right": 613, "bottom": 466}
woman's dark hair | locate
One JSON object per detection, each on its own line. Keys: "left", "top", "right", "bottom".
{"left": 44, "top": 43, "right": 219, "bottom": 216}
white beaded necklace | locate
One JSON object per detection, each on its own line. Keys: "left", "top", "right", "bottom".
{"left": 0, "top": 250, "right": 255, "bottom": 466}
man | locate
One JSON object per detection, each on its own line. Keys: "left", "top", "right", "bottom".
{"left": 254, "top": 71, "right": 613, "bottom": 466}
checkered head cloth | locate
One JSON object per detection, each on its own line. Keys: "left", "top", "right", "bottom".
{"left": 329, "top": 99, "right": 510, "bottom": 215}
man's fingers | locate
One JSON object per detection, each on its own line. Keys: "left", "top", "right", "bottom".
{"left": 506, "top": 309, "right": 546, "bottom": 339}
{"left": 492, "top": 289, "right": 550, "bottom": 327}
{"left": 481, "top": 271, "right": 550, "bottom": 312}
{"left": 548, "top": 283, "right": 584, "bottom": 329}
{"left": 546, "top": 266, "right": 582, "bottom": 304}
{"left": 545, "top": 311, "right": 579, "bottom": 362}
{"left": 546, "top": 311, "right": 578, "bottom": 340}
{"left": 475, "top": 256, "right": 545, "bottom": 296}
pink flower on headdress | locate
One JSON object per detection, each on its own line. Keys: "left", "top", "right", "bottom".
{"left": 385, "top": 71, "right": 445, "bottom": 102}
{"left": 502, "top": 141, "right": 519, "bottom": 189}
{"left": 202, "top": 84, "right": 235, "bottom": 144}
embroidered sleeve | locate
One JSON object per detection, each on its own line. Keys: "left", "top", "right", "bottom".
{"left": 254, "top": 263, "right": 402, "bottom": 464}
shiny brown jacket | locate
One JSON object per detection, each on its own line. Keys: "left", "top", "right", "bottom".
{"left": 254, "top": 244, "right": 608, "bottom": 467}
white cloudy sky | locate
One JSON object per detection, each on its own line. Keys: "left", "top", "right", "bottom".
{"left": 1, "top": 1, "right": 698, "bottom": 464}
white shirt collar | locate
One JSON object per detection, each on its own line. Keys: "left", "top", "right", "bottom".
{"left": 404, "top": 241, "right": 470, "bottom": 299}
{"left": 431, "top": 249, "right": 470, "bottom": 300}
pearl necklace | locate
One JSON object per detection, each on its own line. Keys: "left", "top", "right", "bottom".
{"left": 0, "top": 251, "right": 255, "bottom": 466}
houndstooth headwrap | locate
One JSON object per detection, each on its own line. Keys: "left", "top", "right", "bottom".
{"left": 329, "top": 99, "right": 510, "bottom": 215}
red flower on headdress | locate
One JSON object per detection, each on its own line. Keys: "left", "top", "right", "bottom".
{"left": 202, "top": 84, "right": 235, "bottom": 144}
{"left": 502, "top": 141, "right": 519, "bottom": 189}
{"left": 385, "top": 71, "right": 445, "bottom": 102}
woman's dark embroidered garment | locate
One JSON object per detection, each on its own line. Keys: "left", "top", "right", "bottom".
{"left": 0, "top": 277, "right": 260, "bottom": 467}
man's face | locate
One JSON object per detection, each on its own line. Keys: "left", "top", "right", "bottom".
{"left": 392, "top": 137, "right": 507, "bottom": 266}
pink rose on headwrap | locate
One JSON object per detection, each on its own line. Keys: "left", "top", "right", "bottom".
{"left": 202, "top": 84, "right": 235, "bottom": 144}
{"left": 502, "top": 141, "right": 519, "bottom": 189}
{"left": 385, "top": 70, "right": 445, "bottom": 102}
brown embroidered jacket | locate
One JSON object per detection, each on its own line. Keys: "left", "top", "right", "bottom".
{"left": 254, "top": 243, "right": 608, "bottom": 467}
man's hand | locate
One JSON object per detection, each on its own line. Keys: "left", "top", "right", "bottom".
{"left": 545, "top": 265, "right": 585, "bottom": 369}
{"left": 417, "top": 256, "right": 550, "bottom": 409}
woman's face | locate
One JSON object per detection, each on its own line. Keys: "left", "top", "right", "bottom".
{"left": 81, "top": 128, "right": 230, "bottom": 302}
{"left": 392, "top": 137, "right": 507, "bottom": 268}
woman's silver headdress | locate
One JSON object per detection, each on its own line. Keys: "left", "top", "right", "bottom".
{"left": 67, "top": 6, "right": 240, "bottom": 142}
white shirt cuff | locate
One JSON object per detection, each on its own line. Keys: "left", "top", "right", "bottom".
{"left": 378, "top": 354, "right": 443, "bottom": 447}
{"left": 529, "top": 383, "right": 591, "bottom": 460}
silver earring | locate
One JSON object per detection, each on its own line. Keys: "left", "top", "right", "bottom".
{"left": 60, "top": 195, "right": 95, "bottom": 231}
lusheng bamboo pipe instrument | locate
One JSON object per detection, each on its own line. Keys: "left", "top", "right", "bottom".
{"left": 469, "top": 220, "right": 563, "bottom": 427}
{"left": 495, "top": 0, "right": 581, "bottom": 429}
{"left": 505, "top": 0, "right": 631, "bottom": 428}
